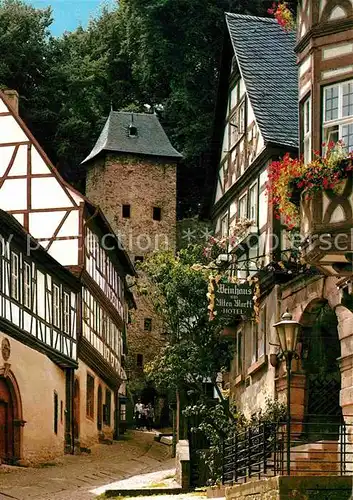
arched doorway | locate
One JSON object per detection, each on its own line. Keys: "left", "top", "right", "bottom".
{"left": 300, "top": 300, "right": 342, "bottom": 438}
{"left": 97, "top": 386, "right": 102, "bottom": 431}
{"left": 73, "top": 379, "right": 80, "bottom": 441}
{"left": 0, "top": 371, "right": 23, "bottom": 464}
{"left": 0, "top": 377, "right": 14, "bottom": 461}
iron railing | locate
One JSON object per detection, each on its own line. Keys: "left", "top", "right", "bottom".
{"left": 222, "top": 417, "right": 353, "bottom": 485}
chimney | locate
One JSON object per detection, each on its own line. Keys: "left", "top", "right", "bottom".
{"left": 3, "top": 89, "right": 19, "bottom": 114}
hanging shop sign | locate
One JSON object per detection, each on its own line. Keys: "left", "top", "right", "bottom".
{"left": 213, "top": 282, "right": 254, "bottom": 318}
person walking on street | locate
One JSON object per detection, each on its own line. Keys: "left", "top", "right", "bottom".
{"left": 134, "top": 399, "right": 143, "bottom": 429}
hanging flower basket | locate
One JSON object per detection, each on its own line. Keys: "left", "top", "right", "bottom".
{"left": 267, "top": 142, "right": 353, "bottom": 229}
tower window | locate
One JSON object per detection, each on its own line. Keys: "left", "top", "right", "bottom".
{"left": 128, "top": 124, "right": 138, "bottom": 137}
{"left": 144, "top": 318, "right": 152, "bottom": 331}
{"left": 135, "top": 256, "right": 144, "bottom": 263}
{"left": 122, "top": 204, "right": 131, "bottom": 218}
{"left": 137, "top": 354, "right": 143, "bottom": 367}
{"left": 153, "top": 207, "right": 162, "bottom": 221}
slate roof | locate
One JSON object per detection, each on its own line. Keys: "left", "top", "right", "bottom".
{"left": 226, "top": 13, "right": 298, "bottom": 149}
{"left": 82, "top": 111, "right": 182, "bottom": 163}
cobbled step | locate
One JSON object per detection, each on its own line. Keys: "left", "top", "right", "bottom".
{"left": 104, "top": 487, "right": 184, "bottom": 498}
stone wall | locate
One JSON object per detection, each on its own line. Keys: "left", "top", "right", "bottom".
{"left": 86, "top": 155, "right": 177, "bottom": 256}
{"left": 175, "top": 439, "right": 190, "bottom": 491}
{"left": 226, "top": 476, "right": 353, "bottom": 500}
{"left": 85, "top": 154, "right": 177, "bottom": 389}
{"left": 0, "top": 332, "right": 67, "bottom": 465}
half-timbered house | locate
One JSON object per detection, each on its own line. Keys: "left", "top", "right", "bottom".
{"left": 0, "top": 90, "right": 136, "bottom": 451}
{"left": 0, "top": 208, "right": 80, "bottom": 465}
{"left": 212, "top": 5, "right": 353, "bottom": 481}
{"left": 210, "top": 14, "right": 299, "bottom": 414}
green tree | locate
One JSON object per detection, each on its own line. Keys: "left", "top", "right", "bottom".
{"left": 141, "top": 246, "right": 233, "bottom": 392}
{"left": 0, "top": 0, "right": 52, "bottom": 126}
{"left": 140, "top": 245, "right": 235, "bottom": 459}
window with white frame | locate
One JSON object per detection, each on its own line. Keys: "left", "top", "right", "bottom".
{"left": 11, "top": 252, "right": 19, "bottom": 301}
{"left": 23, "top": 262, "right": 31, "bottom": 308}
{"left": 251, "top": 321, "right": 258, "bottom": 365}
{"left": 238, "top": 193, "right": 248, "bottom": 220}
{"left": 249, "top": 183, "right": 258, "bottom": 223}
{"left": 303, "top": 96, "right": 312, "bottom": 163}
{"left": 53, "top": 284, "right": 60, "bottom": 328}
{"left": 63, "top": 292, "right": 70, "bottom": 334}
{"left": 323, "top": 80, "right": 353, "bottom": 152}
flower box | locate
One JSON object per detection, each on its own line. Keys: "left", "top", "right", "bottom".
{"left": 300, "top": 172, "right": 353, "bottom": 275}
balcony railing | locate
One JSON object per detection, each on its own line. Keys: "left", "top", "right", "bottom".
{"left": 222, "top": 417, "right": 353, "bottom": 485}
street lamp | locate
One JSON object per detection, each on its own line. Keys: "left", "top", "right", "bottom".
{"left": 273, "top": 310, "right": 301, "bottom": 476}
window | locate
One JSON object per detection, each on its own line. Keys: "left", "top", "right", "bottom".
{"left": 251, "top": 321, "right": 258, "bottom": 365}
{"left": 303, "top": 96, "right": 312, "bottom": 163}
{"left": 23, "top": 262, "right": 31, "bottom": 308}
{"left": 53, "top": 284, "right": 60, "bottom": 328}
{"left": 323, "top": 80, "right": 353, "bottom": 152}
{"left": 122, "top": 204, "right": 131, "bottom": 218}
{"left": 63, "top": 292, "right": 70, "bottom": 334}
{"left": 104, "top": 389, "right": 111, "bottom": 426}
{"left": 86, "top": 374, "right": 95, "bottom": 419}
{"left": 129, "top": 124, "right": 138, "bottom": 137}
{"left": 60, "top": 400, "right": 63, "bottom": 424}
{"left": 144, "top": 318, "right": 152, "bottom": 331}
{"left": 229, "top": 100, "right": 246, "bottom": 149}
{"left": 11, "top": 252, "right": 19, "bottom": 301}
{"left": 221, "top": 214, "right": 228, "bottom": 239}
{"left": 153, "top": 207, "right": 162, "bottom": 221}
{"left": 236, "top": 330, "right": 243, "bottom": 377}
{"left": 134, "top": 256, "right": 144, "bottom": 263}
{"left": 238, "top": 194, "right": 248, "bottom": 220}
{"left": 137, "top": 354, "right": 143, "bottom": 368}
{"left": 120, "top": 402, "right": 127, "bottom": 422}
{"left": 54, "top": 392, "right": 58, "bottom": 434}
{"left": 249, "top": 183, "right": 258, "bottom": 223}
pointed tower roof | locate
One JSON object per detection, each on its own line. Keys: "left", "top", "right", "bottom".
{"left": 225, "top": 13, "right": 298, "bottom": 149}
{"left": 82, "top": 111, "right": 182, "bottom": 163}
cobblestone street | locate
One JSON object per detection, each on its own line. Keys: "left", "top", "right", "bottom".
{"left": 0, "top": 431, "right": 174, "bottom": 500}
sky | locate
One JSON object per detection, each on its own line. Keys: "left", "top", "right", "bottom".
{"left": 26, "top": 0, "right": 116, "bottom": 36}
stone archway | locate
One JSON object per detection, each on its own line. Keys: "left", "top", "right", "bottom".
{"left": 0, "top": 369, "right": 24, "bottom": 463}
{"left": 300, "top": 299, "right": 343, "bottom": 438}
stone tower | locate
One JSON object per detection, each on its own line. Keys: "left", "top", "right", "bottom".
{"left": 82, "top": 111, "right": 181, "bottom": 405}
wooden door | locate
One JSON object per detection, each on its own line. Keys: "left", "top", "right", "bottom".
{"left": 0, "top": 378, "right": 14, "bottom": 462}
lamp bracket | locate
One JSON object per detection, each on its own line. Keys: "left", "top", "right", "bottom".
{"left": 269, "top": 342, "right": 280, "bottom": 347}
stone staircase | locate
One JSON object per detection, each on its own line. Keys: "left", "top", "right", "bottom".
{"left": 289, "top": 440, "right": 340, "bottom": 476}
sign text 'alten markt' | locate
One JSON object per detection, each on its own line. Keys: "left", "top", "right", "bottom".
{"left": 214, "top": 282, "right": 253, "bottom": 318}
